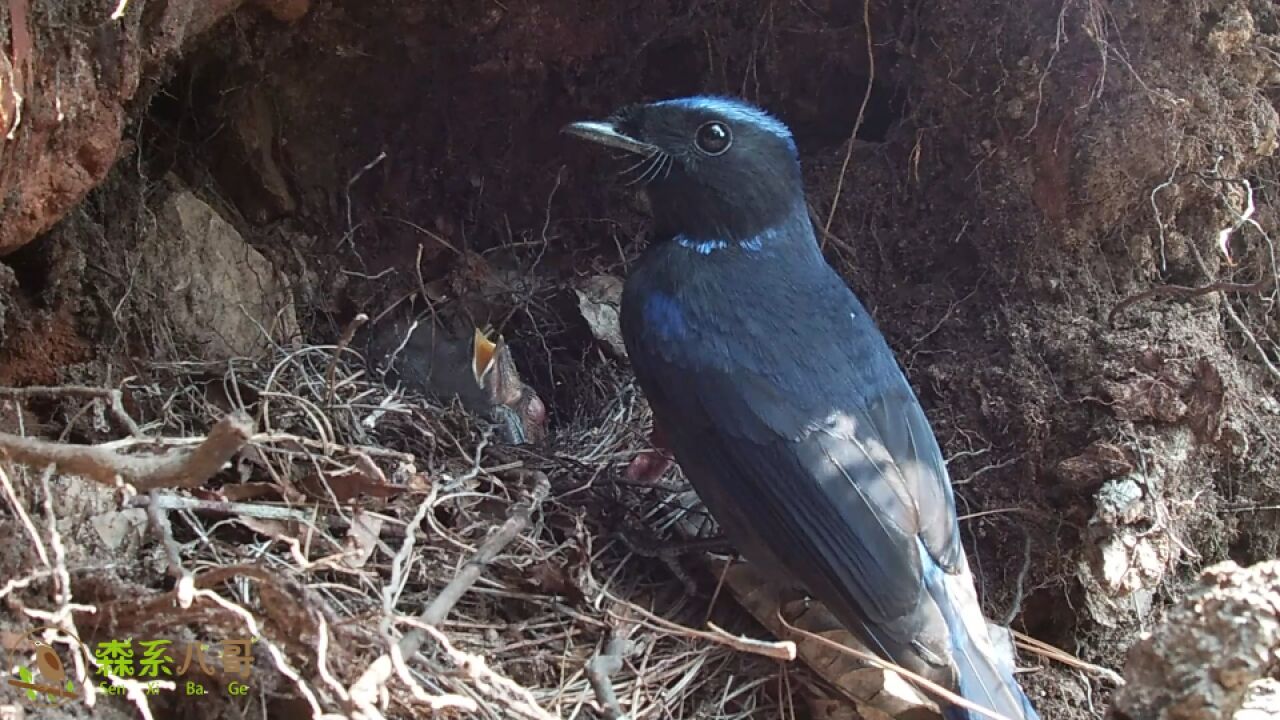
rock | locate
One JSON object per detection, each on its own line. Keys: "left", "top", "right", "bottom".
{"left": 1234, "top": 679, "right": 1280, "bottom": 720}
{"left": 1113, "top": 560, "right": 1280, "bottom": 720}
{"left": 140, "top": 184, "right": 298, "bottom": 359}
{"left": 1077, "top": 431, "right": 1191, "bottom": 627}
{"left": 0, "top": 0, "right": 260, "bottom": 255}
{"left": 213, "top": 88, "right": 297, "bottom": 223}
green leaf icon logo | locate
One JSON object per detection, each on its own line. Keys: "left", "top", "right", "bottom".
{"left": 18, "top": 666, "right": 36, "bottom": 701}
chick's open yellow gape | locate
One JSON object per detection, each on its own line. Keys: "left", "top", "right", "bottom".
{"left": 471, "top": 328, "right": 500, "bottom": 385}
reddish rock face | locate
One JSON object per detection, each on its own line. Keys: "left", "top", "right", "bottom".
{"left": 0, "top": 0, "right": 311, "bottom": 256}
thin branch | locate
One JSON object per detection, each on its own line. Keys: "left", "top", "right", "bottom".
{"left": 1189, "top": 240, "right": 1280, "bottom": 383}
{"left": 349, "top": 471, "right": 551, "bottom": 708}
{"left": 0, "top": 384, "right": 143, "bottom": 437}
{"left": 777, "top": 613, "right": 1014, "bottom": 720}
{"left": 1108, "top": 276, "right": 1274, "bottom": 326}
{"left": 822, "top": 0, "right": 875, "bottom": 238}
{"left": 0, "top": 463, "right": 50, "bottom": 565}
{"left": 418, "top": 470, "right": 550, "bottom": 628}
{"left": 326, "top": 313, "right": 368, "bottom": 407}
{"left": 606, "top": 596, "right": 796, "bottom": 662}
{"left": 345, "top": 151, "right": 388, "bottom": 236}
{"left": 145, "top": 492, "right": 193, "bottom": 599}
{"left": 404, "top": 619, "right": 559, "bottom": 720}
{"left": 1002, "top": 530, "right": 1033, "bottom": 627}
{"left": 127, "top": 493, "right": 311, "bottom": 522}
{"left": 706, "top": 621, "right": 797, "bottom": 661}
{"left": 0, "top": 412, "right": 253, "bottom": 490}
{"left": 1012, "top": 631, "right": 1124, "bottom": 685}
{"left": 586, "top": 624, "right": 632, "bottom": 720}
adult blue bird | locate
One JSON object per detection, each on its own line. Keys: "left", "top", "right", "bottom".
{"left": 563, "top": 96, "right": 1040, "bottom": 720}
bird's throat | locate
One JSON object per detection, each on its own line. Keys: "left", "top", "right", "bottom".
{"left": 664, "top": 198, "right": 816, "bottom": 256}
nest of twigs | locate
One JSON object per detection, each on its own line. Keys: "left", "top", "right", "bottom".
{"left": 0, "top": 341, "right": 802, "bottom": 720}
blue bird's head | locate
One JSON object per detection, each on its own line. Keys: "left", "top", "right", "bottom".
{"left": 564, "top": 96, "right": 805, "bottom": 244}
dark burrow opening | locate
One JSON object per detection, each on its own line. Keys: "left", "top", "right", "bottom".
{"left": 134, "top": 0, "right": 914, "bottom": 429}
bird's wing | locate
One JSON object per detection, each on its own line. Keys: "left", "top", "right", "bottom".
{"left": 640, "top": 356, "right": 965, "bottom": 655}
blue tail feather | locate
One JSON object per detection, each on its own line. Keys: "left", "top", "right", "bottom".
{"left": 918, "top": 541, "right": 1040, "bottom": 720}
{"left": 942, "top": 613, "right": 1040, "bottom": 720}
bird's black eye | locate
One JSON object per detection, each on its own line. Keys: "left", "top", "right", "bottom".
{"left": 695, "top": 121, "right": 732, "bottom": 155}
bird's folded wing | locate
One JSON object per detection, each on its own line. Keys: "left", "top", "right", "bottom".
{"left": 654, "top": 367, "right": 964, "bottom": 651}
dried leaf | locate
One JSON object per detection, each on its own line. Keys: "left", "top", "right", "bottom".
{"left": 341, "top": 510, "right": 383, "bottom": 569}
{"left": 518, "top": 560, "right": 587, "bottom": 605}
{"left": 236, "top": 515, "right": 302, "bottom": 542}
{"left": 704, "top": 556, "right": 937, "bottom": 719}
{"left": 298, "top": 470, "right": 404, "bottom": 502}
{"left": 90, "top": 509, "right": 148, "bottom": 552}
{"left": 806, "top": 693, "right": 869, "bottom": 720}
{"left": 575, "top": 275, "right": 628, "bottom": 358}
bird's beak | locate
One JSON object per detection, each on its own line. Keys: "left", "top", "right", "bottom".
{"left": 562, "top": 120, "right": 657, "bottom": 156}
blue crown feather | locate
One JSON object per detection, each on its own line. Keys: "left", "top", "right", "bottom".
{"left": 653, "top": 95, "right": 796, "bottom": 152}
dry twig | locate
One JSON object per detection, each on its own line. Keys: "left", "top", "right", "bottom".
{"left": 1107, "top": 276, "right": 1275, "bottom": 326}
{"left": 607, "top": 594, "right": 796, "bottom": 662}
{"left": 1013, "top": 631, "right": 1124, "bottom": 685}
{"left": 326, "top": 313, "right": 369, "bottom": 406}
{"left": 822, "top": 0, "right": 875, "bottom": 238}
{"left": 127, "top": 493, "right": 311, "bottom": 522}
{"left": 0, "top": 412, "right": 253, "bottom": 489}
{"left": 350, "top": 471, "right": 552, "bottom": 712}
{"left": 586, "top": 622, "right": 633, "bottom": 720}
{"left": 419, "top": 470, "right": 551, "bottom": 628}
{"left": 7, "top": 341, "right": 799, "bottom": 719}
{"left": 778, "top": 614, "right": 1014, "bottom": 720}
{"left": 0, "top": 383, "right": 143, "bottom": 437}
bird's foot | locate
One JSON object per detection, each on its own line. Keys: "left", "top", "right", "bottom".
{"left": 625, "top": 423, "right": 674, "bottom": 483}
{"left": 625, "top": 449, "right": 674, "bottom": 483}
{"left": 620, "top": 534, "right": 736, "bottom": 559}
{"left": 618, "top": 532, "right": 737, "bottom": 596}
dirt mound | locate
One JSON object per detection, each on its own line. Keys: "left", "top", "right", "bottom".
{"left": 2, "top": 0, "right": 1279, "bottom": 718}
{"left": 1114, "top": 559, "right": 1280, "bottom": 719}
